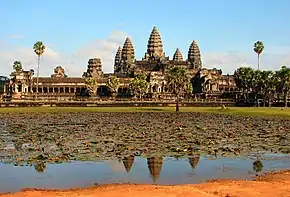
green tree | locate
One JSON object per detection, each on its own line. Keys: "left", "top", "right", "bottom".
{"left": 85, "top": 77, "right": 97, "bottom": 95}
{"left": 130, "top": 74, "right": 149, "bottom": 99}
{"left": 107, "top": 75, "right": 120, "bottom": 98}
{"left": 259, "top": 70, "right": 275, "bottom": 106}
{"left": 13, "top": 61, "right": 23, "bottom": 72}
{"left": 277, "top": 66, "right": 290, "bottom": 107}
{"left": 253, "top": 41, "right": 264, "bottom": 70}
{"left": 251, "top": 69, "right": 262, "bottom": 102}
{"left": 167, "top": 67, "right": 192, "bottom": 112}
{"left": 234, "top": 67, "right": 254, "bottom": 100}
{"left": 33, "top": 41, "right": 46, "bottom": 100}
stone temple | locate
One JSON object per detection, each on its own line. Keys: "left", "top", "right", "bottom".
{"left": 4, "top": 26, "right": 236, "bottom": 100}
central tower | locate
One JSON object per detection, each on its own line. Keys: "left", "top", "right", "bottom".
{"left": 143, "top": 26, "right": 165, "bottom": 61}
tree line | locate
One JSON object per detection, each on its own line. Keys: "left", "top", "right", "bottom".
{"left": 234, "top": 66, "right": 290, "bottom": 107}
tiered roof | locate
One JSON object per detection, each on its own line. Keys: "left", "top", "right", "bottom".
{"left": 173, "top": 48, "right": 183, "bottom": 61}
{"left": 187, "top": 40, "right": 202, "bottom": 69}
{"left": 121, "top": 37, "right": 135, "bottom": 62}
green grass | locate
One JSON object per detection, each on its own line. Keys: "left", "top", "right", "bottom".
{"left": 0, "top": 106, "right": 290, "bottom": 117}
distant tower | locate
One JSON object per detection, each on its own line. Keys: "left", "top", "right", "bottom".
{"left": 115, "top": 37, "right": 135, "bottom": 75}
{"left": 143, "top": 26, "right": 165, "bottom": 61}
{"left": 83, "top": 58, "right": 103, "bottom": 78}
{"left": 173, "top": 48, "right": 183, "bottom": 61}
{"left": 187, "top": 40, "right": 202, "bottom": 69}
{"left": 121, "top": 37, "right": 135, "bottom": 64}
{"left": 114, "top": 46, "right": 122, "bottom": 73}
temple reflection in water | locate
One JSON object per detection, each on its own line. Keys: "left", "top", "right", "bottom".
{"left": 147, "top": 156, "right": 163, "bottom": 183}
{"left": 122, "top": 155, "right": 135, "bottom": 173}
{"left": 188, "top": 156, "right": 200, "bottom": 171}
{"left": 33, "top": 156, "right": 201, "bottom": 183}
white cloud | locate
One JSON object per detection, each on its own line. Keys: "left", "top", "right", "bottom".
{"left": 0, "top": 30, "right": 128, "bottom": 77}
{"left": 203, "top": 48, "right": 290, "bottom": 75}
{"left": 1, "top": 31, "right": 290, "bottom": 77}
{"left": 8, "top": 34, "right": 24, "bottom": 39}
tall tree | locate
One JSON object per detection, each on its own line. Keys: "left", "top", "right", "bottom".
{"left": 234, "top": 67, "right": 254, "bottom": 100}
{"left": 12, "top": 61, "right": 23, "bottom": 72}
{"left": 107, "top": 75, "right": 120, "bottom": 98}
{"left": 253, "top": 41, "right": 264, "bottom": 70}
{"left": 167, "top": 67, "right": 192, "bottom": 112}
{"left": 33, "top": 41, "right": 46, "bottom": 100}
{"left": 277, "top": 66, "right": 290, "bottom": 107}
{"left": 130, "top": 74, "right": 149, "bottom": 99}
{"left": 260, "top": 70, "right": 275, "bottom": 106}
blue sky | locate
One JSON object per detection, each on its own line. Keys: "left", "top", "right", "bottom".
{"left": 1, "top": 0, "right": 290, "bottom": 76}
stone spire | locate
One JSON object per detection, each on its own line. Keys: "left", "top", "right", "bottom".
{"left": 121, "top": 37, "right": 135, "bottom": 64}
{"left": 115, "top": 46, "right": 122, "bottom": 64}
{"left": 173, "top": 48, "right": 183, "bottom": 61}
{"left": 144, "top": 26, "right": 165, "bottom": 60}
{"left": 85, "top": 58, "right": 102, "bottom": 78}
{"left": 114, "top": 46, "right": 122, "bottom": 72}
{"left": 187, "top": 40, "right": 202, "bottom": 69}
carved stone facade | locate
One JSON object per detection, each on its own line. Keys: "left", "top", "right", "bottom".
{"left": 51, "top": 66, "right": 66, "bottom": 78}
{"left": 5, "top": 26, "right": 236, "bottom": 100}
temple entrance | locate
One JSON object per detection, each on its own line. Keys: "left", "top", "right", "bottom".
{"left": 118, "top": 87, "right": 130, "bottom": 97}
{"left": 17, "top": 81, "right": 22, "bottom": 93}
{"left": 97, "top": 86, "right": 110, "bottom": 97}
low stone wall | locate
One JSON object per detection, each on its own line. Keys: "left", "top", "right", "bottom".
{"left": 0, "top": 100, "right": 234, "bottom": 108}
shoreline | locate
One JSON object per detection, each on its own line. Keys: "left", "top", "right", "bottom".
{"left": 1, "top": 170, "right": 289, "bottom": 197}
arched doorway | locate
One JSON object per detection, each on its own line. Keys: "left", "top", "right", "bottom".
{"left": 97, "top": 86, "right": 110, "bottom": 97}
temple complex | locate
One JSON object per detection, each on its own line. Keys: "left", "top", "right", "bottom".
{"left": 4, "top": 26, "right": 236, "bottom": 100}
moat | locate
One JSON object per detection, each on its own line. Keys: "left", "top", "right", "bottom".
{"left": 0, "top": 112, "right": 289, "bottom": 193}
{"left": 0, "top": 154, "right": 289, "bottom": 193}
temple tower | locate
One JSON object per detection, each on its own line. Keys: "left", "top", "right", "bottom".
{"left": 173, "top": 48, "right": 183, "bottom": 61}
{"left": 114, "top": 46, "right": 122, "bottom": 73}
{"left": 144, "top": 26, "right": 165, "bottom": 61}
{"left": 83, "top": 58, "right": 103, "bottom": 78}
{"left": 51, "top": 66, "right": 66, "bottom": 78}
{"left": 187, "top": 40, "right": 202, "bottom": 69}
{"left": 121, "top": 37, "right": 135, "bottom": 64}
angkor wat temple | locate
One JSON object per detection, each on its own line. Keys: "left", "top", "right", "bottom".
{"left": 4, "top": 26, "right": 236, "bottom": 100}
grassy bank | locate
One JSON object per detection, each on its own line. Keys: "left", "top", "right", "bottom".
{"left": 0, "top": 107, "right": 290, "bottom": 117}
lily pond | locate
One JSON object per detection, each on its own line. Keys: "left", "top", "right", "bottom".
{"left": 0, "top": 112, "right": 290, "bottom": 193}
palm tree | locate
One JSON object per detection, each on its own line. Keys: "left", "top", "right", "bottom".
{"left": 234, "top": 67, "right": 254, "bottom": 100}
{"left": 277, "top": 66, "right": 290, "bottom": 107}
{"left": 253, "top": 41, "right": 264, "bottom": 70}
{"left": 167, "top": 67, "right": 191, "bottom": 112}
{"left": 33, "top": 41, "right": 46, "bottom": 100}
{"left": 12, "top": 61, "right": 23, "bottom": 72}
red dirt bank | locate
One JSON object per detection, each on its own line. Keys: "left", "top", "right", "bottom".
{"left": 1, "top": 170, "right": 290, "bottom": 197}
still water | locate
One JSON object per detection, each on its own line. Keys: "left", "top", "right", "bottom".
{"left": 0, "top": 154, "right": 289, "bottom": 193}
